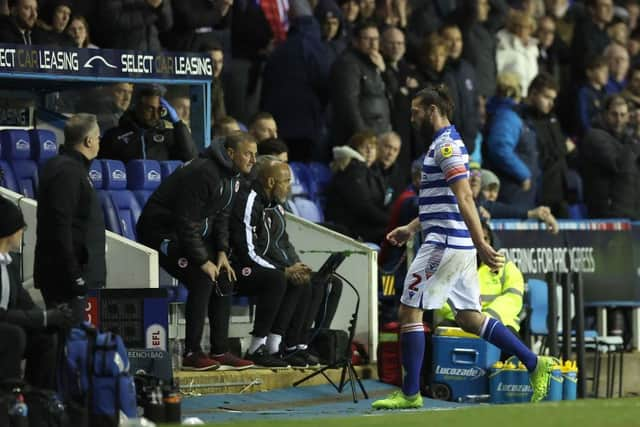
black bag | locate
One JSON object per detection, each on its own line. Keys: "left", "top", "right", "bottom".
{"left": 24, "top": 388, "right": 70, "bottom": 427}
{"left": 311, "top": 329, "right": 349, "bottom": 365}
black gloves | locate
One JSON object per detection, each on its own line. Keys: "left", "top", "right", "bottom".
{"left": 45, "top": 304, "right": 74, "bottom": 329}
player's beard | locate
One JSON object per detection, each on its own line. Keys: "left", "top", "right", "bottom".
{"left": 416, "top": 118, "right": 435, "bottom": 145}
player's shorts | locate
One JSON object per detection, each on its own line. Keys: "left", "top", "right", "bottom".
{"left": 400, "top": 241, "right": 481, "bottom": 312}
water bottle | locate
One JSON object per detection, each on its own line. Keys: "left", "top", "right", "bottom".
{"left": 163, "top": 386, "right": 182, "bottom": 423}
{"left": 9, "top": 391, "right": 28, "bottom": 427}
{"left": 172, "top": 338, "right": 183, "bottom": 372}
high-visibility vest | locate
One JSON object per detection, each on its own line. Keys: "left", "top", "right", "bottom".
{"left": 438, "top": 261, "right": 525, "bottom": 331}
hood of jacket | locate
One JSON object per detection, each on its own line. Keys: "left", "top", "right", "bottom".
{"left": 200, "top": 136, "right": 236, "bottom": 175}
{"left": 486, "top": 96, "right": 519, "bottom": 116}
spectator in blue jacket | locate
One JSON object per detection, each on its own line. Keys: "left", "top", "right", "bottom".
{"left": 484, "top": 71, "right": 539, "bottom": 210}
{"left": 315, "top": 0, "right": 347, "bottom": 67}
{"left": 261, "top": 0, "right": 330, "bottom": 162}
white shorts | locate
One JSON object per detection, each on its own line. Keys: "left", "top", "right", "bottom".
{"left": 400, "top": 242, "right": 481, "bottom": 312}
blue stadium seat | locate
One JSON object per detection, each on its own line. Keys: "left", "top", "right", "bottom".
{"left": 127, "top": 160, "right": 161, "bottom": 208}
{"left": 89, "top": 160, "right": 104, "bottom": 189}
{"left": 29, "top": 129, "right": 58, "bottom": 166}
{"left": 10, "top": 160, "right": 38, "bottom": 198}
{"left": 98, "top": 159, "right": 141, "bottom": 240}
{"left": 160, "top": 160, "right": 183, "bottom": 180}
{"left": 293, "top": 197, "right": 323, "bottom": 222}
{"left": 289, "top": 162, "right": 314, "bottom": 198}
{"left": 0, "top": 160, "right": 18, "bottom": 192}
{"left": 308, "top": 161, "right": 331, "bottom": 208}
{"left": 101, "top": 159, "right": 128, "bottom": 190}
{"left": 0, "top": 129, "right": 30, "bottom": 160}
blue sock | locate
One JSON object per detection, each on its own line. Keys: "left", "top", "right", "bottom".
{"left": 481, "top": 317, "right": 538, "bottom": 372}
{"left": 400, "top": 323, "right": 425, "bottom": 396}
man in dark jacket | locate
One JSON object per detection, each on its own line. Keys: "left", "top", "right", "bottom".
{"left": 230, "top": 159, "right": 316, "bottom": 368}
{"left": 0, "top": 197, "right": 74, "bottom": 388}
{"left": 165, "top": 0, "right": 232, "bottom": 52}
{"left": 521, "top": 72, "right": 573, "bottom": 218}
{"left": 35, "top": 113, "right": 105, "bottom": 322}
{"left": 0, "top": 0, "right": 55, "bottom": 45}
{"left": 100, "top": 86, "right": 198, "bottom": 163}
{"left": 137, "top": 131, "right": 257, "bottom": 371}
{"left": 440, "top": 23, "right": 480, "bottom": 153}
{"left": 329, "top": 20, "right": 391, "bottom": 145}
{"left": 98, "top": 0, "right": 172, "bottom": 51}
{"left": 581, "top": 95, "right": 640, "bottom": 219}
{"left": 261, "top": 0, "right": 330, "bottom": 162}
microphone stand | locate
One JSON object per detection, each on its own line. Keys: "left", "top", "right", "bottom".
{"left": 293, "top": 272, "right": 369, "bottom": 403}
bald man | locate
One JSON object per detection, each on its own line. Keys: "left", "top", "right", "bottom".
{"left": 229, "top": 160, "right": 323, "bottom": 368}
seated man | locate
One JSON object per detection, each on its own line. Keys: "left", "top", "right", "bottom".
{"left": 0, "top": 197, "right": 73, "bottom": 388}
{"left": 100, "top": 85, "right": 198, "bottom": 163}
{"left": 230, "top": 159, "right": 338, "bottom": 367}
{"left": 437, "top": 221, "right": 525, "bottom": 338}
{"left": 137, "top": 132, "right": 257, "bottom": 371}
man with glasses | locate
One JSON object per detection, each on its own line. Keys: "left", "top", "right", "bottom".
{"left": 330, "top": 20, "right": 391, "bottom": 145}
{"left": 99, "top": 85, "right": 198, "bottom": 163}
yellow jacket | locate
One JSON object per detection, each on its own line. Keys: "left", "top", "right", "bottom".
{"left": 438, "top": 261, "right": 525, "bottom": 331}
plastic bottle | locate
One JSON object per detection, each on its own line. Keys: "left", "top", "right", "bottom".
{"left": 172, "top": 339, "right": 183, "bottom": 372}
{"left": 163, "top": 385, "right": 182, "bottom": 423}
{"left": 562, "top": 360, "right": 578, "bottom": 401}
{"left": 9, "top": 392, "right": 29, "bottom": 427}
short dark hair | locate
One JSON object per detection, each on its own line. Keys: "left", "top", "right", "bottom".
{"left": 585, "top": 55, "right": 608, "bottom": 71}
{"left": 353, "top": 20, "right": 378, "bottom": 39}
{"left": 414, "top": 84, "right": 455, "bottom": 120}
{"left": 136, "top": 84, "right": 163, "bottom": 100}
{"left": 200, "top": 39, "right": 223, "bottom": 53}
{"left": 250, "top": 112, "right": 275, "bottom": 127}
{"left": 258, "top": 138, "right": 289, "bottom": 156}
{"left": 223, "top": 131, "right": 257, "bottom": 151}
{"left": 603, "top": 94, "right": 627, "bottom": 112}
{"left": 528, "top": 72, "right": 559, "bottom": 94}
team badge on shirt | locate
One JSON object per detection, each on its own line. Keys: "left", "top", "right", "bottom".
{"left": 440, "top": 143, "right": 454, "bottom": 158}
{"left": 178, "top": 258, "right": 188, "bottom": 268}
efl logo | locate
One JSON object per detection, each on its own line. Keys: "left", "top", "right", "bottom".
{"left": 146, "top": 324, "right": 167, "bottom": 351}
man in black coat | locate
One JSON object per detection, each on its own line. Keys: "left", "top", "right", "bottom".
{"left": 0, "top": 197, "right": 74, "bottom": 388}
{"left": 165, "top": 0, "right": 232, "bottom": 52}
{"left": 329, "top": 20, "right": 391, "bottom": 145}
{"left": 100, "top": 86, "right": 198, "bottom": 163}
{"left": 35, "top": 114, "right": 105, "bottom": 323}
{"left": 521, "top": 72, "right": 573, "bottom": 218}
{"left": 98, "top": 0, "right": 172, "bottom": 51}
{"left": 137, "top": 131, "right": 257, "bottom": 371}
{"left": 581, "top": 95, "right": 640, "bottom": 219}
{"left": 0, "top": 0, "right": 55, "bottom": 45}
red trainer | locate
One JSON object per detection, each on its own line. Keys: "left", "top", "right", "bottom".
{"left": 210, "top": 352, "right": 255, "bottom": 370}
{"left": 182, "top": 352, "right": 220, "bottom": 371}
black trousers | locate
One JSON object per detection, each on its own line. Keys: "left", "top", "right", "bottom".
{"left": 159, "top": 242, "right": 232, "bottom": 355}
{"left": 234, "top": 261, "right": 287, "bottom": 338}
{"left": 0, "top": 323, "right": 57, "bottom": 389}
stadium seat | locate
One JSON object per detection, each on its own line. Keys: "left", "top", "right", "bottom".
{"left": 29, "top": 129, "right": 58, "bottom": 166}
{"left": 101, "top": 159, "right": 128, "bottom": 190}
{"left": 293, "top": 197, "right": 323, "bottom": 223}
{"left": 10, "top": 159, "right": 38, "bottom": 198}
{"left": 89, "top": 160, "right": 104, "bottom": 189}
{"left": 160, "top": 160, "right": 183, "bottom": 180}
{"left": 289, "top": 162, "right": 314, "bottom": 198}
{"left": 127, "top": 159, "right": 162, "bottom": 208}
{"left": 308, "top": 161, "right": 331, "bottom": 208}
{"left": 98, "top": 159, "right": 141, "bottom": 240}
{"left": 0, "top": 160, "right": 18, "bottom": 192}
{"left": 0, "top": 129, "right": 30, "bottom": 160}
